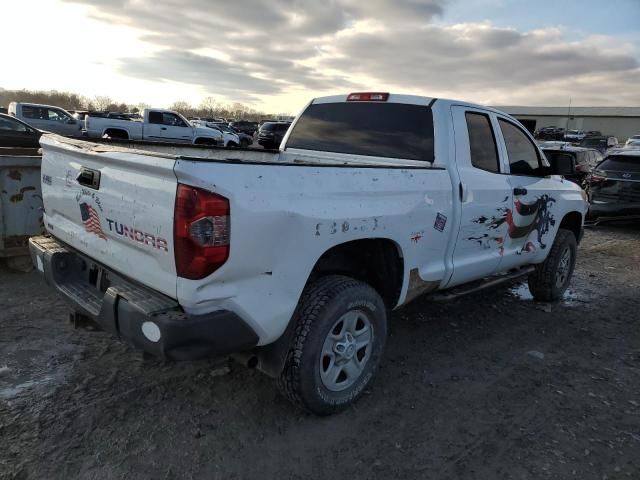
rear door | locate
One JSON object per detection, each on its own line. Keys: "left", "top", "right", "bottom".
{"left": 40, "top": 135, "right": 179, "bottom": 298}
{"left": 145, "top": 111, "right": 193, "bottom": 143}
{"left": 447, "top": 106, "right": 513, "bottom": 287}
{"left": 495, "top": 116, "right": 561, "bottom": 268}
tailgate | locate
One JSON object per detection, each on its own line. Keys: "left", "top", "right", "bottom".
{"left": 39, "top": 135, "right": 178, "bottom": 298}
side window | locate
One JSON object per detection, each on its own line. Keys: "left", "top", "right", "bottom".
{"left": 47, "top": 108, "right": 71, "bottom": 123}
{"left": 465, "top": 112, "right": 500, "bottom": 173}
{"left": 498, "top": 119, "right": 542, "bottom": 176}
{"left": 162, "top": 113, "right": 186, "bottom": 127}
{"left": 0, "top": 117, "right": 27, "bottom": 132}
{"left": 22, "top": 106, "right": 45, "bottom": 120}
{"left": 148, "top": 111, "right": 163, "bottom": 124}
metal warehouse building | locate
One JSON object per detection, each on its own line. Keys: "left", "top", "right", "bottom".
{"left": 493, "top": 106, "right": 640, "bottom": 141}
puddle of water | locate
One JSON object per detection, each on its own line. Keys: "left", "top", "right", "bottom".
{"left": 509, "top": 282, "right": 586, "bottom": 306}
{"left": 0, "top": 374, "right": 59, "bottom": 400}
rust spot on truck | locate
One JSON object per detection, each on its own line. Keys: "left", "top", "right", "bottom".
{"left": 9, "top": 186, "right": 36, "bottom": 203}
{"left": 404, "top": 269, "right": 440, "bottom": 304}
{"left": 7, "top": 170, "right": 22, "bottom": 181}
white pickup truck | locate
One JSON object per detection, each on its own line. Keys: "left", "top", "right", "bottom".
{"left": 30, "top": 93, "right": 588, "bottom": 415}
{"left": 83, "top": 108, "right": 238, "bottom": 147}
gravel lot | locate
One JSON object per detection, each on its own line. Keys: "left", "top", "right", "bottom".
{"left": 1, "top": 224, "right": 639, "bottom": 480}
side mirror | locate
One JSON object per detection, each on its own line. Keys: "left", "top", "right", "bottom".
{"left": 550, "top": 153, "right": 576, "bottom": 176}
{"left": 67, "top": 119, "right": 77, "bottom": 125}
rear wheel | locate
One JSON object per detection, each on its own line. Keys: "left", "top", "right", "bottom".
{"left": 528, "top": 228, "right": 577, "bottom": 301}
{"left": 240, "top": 138, "right": 249, "bottom": 148}
{"left": 278, "top": 275, "right": 387, "bottom": 415}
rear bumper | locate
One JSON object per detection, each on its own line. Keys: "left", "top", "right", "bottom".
{"left": 588, "top": 201, "right": 640, "bottom": 220}
{"left": 29, "top": 235, "right": 259, "bottom": 360}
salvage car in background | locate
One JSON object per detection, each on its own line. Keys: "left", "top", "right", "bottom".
{"left": 625, "top": 135, "right": 640, "bottom": 147}
{"left": 589, "top": 149, "right": 640, "bottom": 222}
{"left": 9, "top": 102, "right": 82, "bottom": 136}
{"left": 564, "top": 130, "right": 587, "bottom": 143}
{"left": 84, "top": 108, "right": 231, "bottom": 146}
{"left": 0, "top": 113, "right": 42, "bottom": 148}
{"left": 190, "top": 120, "right": 244, "bottom": 147}
{"left": 210, "top": 122, "right": 252, "bottom": 147}
{"left": 257, "top": 121, "right": 291, "bottom": 149}
{"left": 535, "top": 126, "right": 565, "bottom": 141}
{"left": 541, "top": 145, "right": 602, "bottom": 200}
{"left": 578, "top": 136, "right": 618, "bottom": 153}
{"left": 229, "top": 120, "right": 258, "bottom": 136}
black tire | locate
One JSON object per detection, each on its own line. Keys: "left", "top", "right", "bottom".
{"left": 227, "top": 141, "right": 238, "bottom": 148}
{"left": 278, "top": 275, "right": 387, "bottom": 415}
{"left": 527, "top": 228, "right": 577, "bottom": 301}
{"left": 240, "top": 139, "right": 249, "bottom": 148}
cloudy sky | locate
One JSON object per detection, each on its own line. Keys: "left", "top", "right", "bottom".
{"left": 2, "top": 0, "right": 639, "bottom": 113}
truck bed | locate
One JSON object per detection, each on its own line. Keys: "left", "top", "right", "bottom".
{"left": 57, "top": 135, "right": 434, "bottom": 168}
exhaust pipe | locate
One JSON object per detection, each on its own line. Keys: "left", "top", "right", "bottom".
{"left": 231, "top": 352, "right": 258, "bottom": 369}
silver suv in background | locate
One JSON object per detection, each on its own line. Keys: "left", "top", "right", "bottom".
{"left": 8, "top": 102, "right": 82, "bottom": 136}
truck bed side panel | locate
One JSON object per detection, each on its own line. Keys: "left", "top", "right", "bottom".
{"left": 174, "top": 160, "right": 454, "bottom": 344}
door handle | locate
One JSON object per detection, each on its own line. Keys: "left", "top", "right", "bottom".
{"left": 513, "top": 187, "right": 528, "bottom": 196}
{"left": 161, "top": 127, "right": 167, "bottom": 130}
{"left": 77, "top": 167, "right": 101, "bottom": 189}
{"left": 459, "top": 182, "right": 469, "bottom": 202}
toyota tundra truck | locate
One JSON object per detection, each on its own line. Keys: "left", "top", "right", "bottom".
{"left": 30, "top": 93, "right": 588, "bottom": 415}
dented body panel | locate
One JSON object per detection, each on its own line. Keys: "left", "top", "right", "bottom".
{"left": 35, "top": 94, "right": 588, "bottom": 349}
{"left": 0, "top": 149, "right": 44, "bottom": 257}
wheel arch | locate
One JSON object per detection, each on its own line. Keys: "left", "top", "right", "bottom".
{"left": 559, "top": 211, "right": 583, "bottom": 244}
{"left": 193, "top": 136, "right": 218, "bottom": 145}
{"left": 255, "top": 237, "right": 405, "bottom": 378}
{"left": 306, "top": 238, "right": 405, "bottom": 309}
{"left": 102, "top": 128, "right": 129, "bottom": 139}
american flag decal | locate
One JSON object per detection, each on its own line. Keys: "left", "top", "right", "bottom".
{"left": 79, "top": 203, "right": 107, "bottom": 240}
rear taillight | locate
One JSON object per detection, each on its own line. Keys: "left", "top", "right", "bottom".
{"left": 174, "top": 184, "right": 230, "bottom": 280}
{"left": 590, "top": 171, "right": 607, "bottom": 184}
{"left": 346, "top": 92, "right": 389, "bottom": 102}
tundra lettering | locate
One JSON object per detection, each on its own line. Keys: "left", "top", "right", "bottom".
{"left": 105, "top": 218, "right": 169, "bottom": 252}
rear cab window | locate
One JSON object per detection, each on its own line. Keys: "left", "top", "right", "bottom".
{"left": 286, "top": 102, "right": 434, "bottom": 162}
{"left": 22, "top": 105, "right": 47, "bottom": 120}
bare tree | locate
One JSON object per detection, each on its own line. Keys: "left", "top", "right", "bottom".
{"left": 169, "top": 101, "right": 195, "bottom": 117}
{"left": 199, "top": 96, "right": 220, "bottom": 118}
{"left": 93, "top": 96, "right": 114, "bottom": 111}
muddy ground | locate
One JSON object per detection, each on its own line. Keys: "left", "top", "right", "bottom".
{"left": 1, "top": 224, "right": 639, "bottom": 480}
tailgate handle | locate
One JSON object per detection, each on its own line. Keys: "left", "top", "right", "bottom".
{"left": 77, "top": 167, "right": 101, "bottom": 190}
